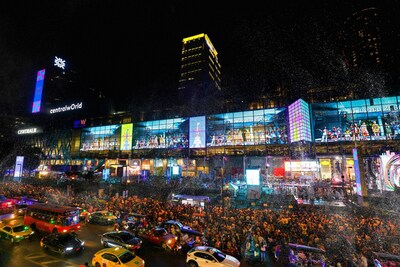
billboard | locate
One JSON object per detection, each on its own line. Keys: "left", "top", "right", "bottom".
{"left": 32, "top": 69, "right": 46, "bottom": 113}
{"left": 379, "top": 152, "right": 400, "bottom": 191}
{"left": 189, "top": 116, "right": 206, "bottom": 148}
{"left": 120, "top": 123, "right": 133, "bottom": 151}
{"left": 246, "top": 169, "right": 260, "bottom": 185}
{"left": 14, "top": 156, "right": 24, "bottom": 177}
{"left": 312, "top": 96, "right": 400, "bottom": 143}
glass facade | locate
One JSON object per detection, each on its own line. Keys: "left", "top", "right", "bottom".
{"left": 206, "top": 108, "right": 288, "bottom": 146}
{"left": 133, "top": 118, "right": 189, "bottom": 149}
{"left": 311, "top": 96, "right": 400, "bottom": 142}
{"left": 80, "top": 125, "right": 121, "bottom": 151}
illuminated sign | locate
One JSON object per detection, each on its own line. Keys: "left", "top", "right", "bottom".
{"left": 288, "top": 99, "right": 312, "bottom": 142}
{"left": 246, "top": 169, "right": 260, "bottom": 185}
{"left": 379, "top": 151, "right": 400, "bottom": 191}
{"left": 73, "top": 119, "right": 87, "bottom": 128}
{"left": 14, "top": 156, "right": 24, "bottom": 177}
{"left": 17, "top": 127, "right": 42, "bottom": 135}
{"left": 54, "top": 56, "right": 66, "bottom": 69}
{"left": 284, "top": 161, "right": 319, "bottom": 172}
{"left": 120, "top": 124, "right": 133, "bottom": 150}
{"left": 189, "top": 116, "right": 206, "bottom": 148}
{"left": 353, "top": 148, "right": 364, "bottom": 196}
{"left": 49, "top": 102, "right": 83, "bottom": 114}
{"left": 32, "top": 69, "right": 45, "bottom": 113}
{"left": 173, "top": 166, "right": 180, "bottom": 175}
{"left": 351, "top": 105, "right": 399, "bottom": 114}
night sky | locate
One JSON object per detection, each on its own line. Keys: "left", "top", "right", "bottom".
{"left": 0, "top": 0, "right": 399, "bottom": 115}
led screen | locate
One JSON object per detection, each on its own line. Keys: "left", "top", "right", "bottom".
{"left": 246, "top": 169, "right": 260, "bottom": 185}
{"left": 206, "top": 108, "right": 288, "bottom": 147}
{"left": 14, "top": 156, "right": 24, "bottom": 177}
{"left": 288, "top": 99, "right": 312, "bottom": 142}
{"left": 133, "top": 118, "right": 188, "bottom": 149}
{"left": 32, "top": 69, "right": 46, "bottom": 113}
{"left": 312, "top": 96, "right": 400, "bottom": 143}
{"left": 378, "top": 152, "right": 400, "bottom": 191}
{"left": 173, "top": 166, "right": 180, "bottom": 175}
{"left": 189, "top": 116, "right": 206, "bottom": 148}
{"left": 120, "top": 124, "right": 133, "bottom": 151}
{"left": 353, "top": 148, "right": 363, "bottom": 196}
{"left": 80, "top": 125, "right": 121, "bottom": 151}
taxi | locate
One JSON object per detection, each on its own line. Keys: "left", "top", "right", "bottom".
{"left": 92, "top": 247, "right": 145, "bottom": 267}
{"left": 88, "top": 211, "right": 117, "bottom": 225}
{"left": 0, "top": 223, "right": 34, "bottom": 243}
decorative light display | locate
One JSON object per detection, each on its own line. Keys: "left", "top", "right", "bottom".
{"left": 54, "top": 56, "right": 66, "bottom": 69}
{"left": 288, "top": 99, "right": 312, "bottom": 142}
{"left": 32, "top": 69, "right": 45, "bottom": 113}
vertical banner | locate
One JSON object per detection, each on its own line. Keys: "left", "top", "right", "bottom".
{"left": 352, "top": 148, "right": 363, "bottom": 196}
{"left": 14, "top": 156, "right": 24, "bottom": 177}
{"left": 120, "top": 123, "right": 133, "bottom": 150}
{"left": 189, "top": 116, "right": 206, "bottom": 148}
{"left": 32, "top": 69, "right": 45, "bottom": 113}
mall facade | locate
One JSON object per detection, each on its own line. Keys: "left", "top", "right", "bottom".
{"left": 15, "top": 95, "right": 400, "bottom": 196}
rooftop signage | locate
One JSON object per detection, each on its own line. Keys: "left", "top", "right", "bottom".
{"left": 17, "top": 127, "right": 43, "bottom": 135}
{"left": 50, "top": 102, "right": 83, "bottom": 114}
{"left": 54, "top": 56, "right": 66, "bottom": 69}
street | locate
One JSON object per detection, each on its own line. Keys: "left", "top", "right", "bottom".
{"left": 0, "top": 217, "right": 267, "bottom": 267}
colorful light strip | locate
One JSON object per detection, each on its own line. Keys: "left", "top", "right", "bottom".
{"left": 32, "top": 69, "right": 45, "bottom": 113}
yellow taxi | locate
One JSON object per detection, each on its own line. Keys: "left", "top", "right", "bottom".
{"left": 92, "top": 247, "right": 145, "bottom": 267}
{"left": 0, "top": 223, "right": 34, "bottom": 243}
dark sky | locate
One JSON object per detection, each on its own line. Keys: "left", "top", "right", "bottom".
{"left": 0, "top": 0, "right": 399, "bottom": 115}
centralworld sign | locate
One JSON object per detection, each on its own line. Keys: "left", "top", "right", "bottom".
{"left": 50, "top": 102, "right": 83, "bottom": 114}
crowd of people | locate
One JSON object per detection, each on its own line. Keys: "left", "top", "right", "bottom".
{"left": 1, "top": 180, "right": 399, "bottom": 266}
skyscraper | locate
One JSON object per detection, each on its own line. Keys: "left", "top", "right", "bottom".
{"left": 339, "top": 7, "right": 386, "bottom": 69}
{"left": 178, "top": 34, "right": 222, "bottom": 108}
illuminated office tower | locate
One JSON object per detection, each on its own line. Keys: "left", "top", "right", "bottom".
{"left": 339, "top": 7, "right": 386, "bottom": 69}
{"left": 178, "top": 34, "right": 222, "bottom": 107}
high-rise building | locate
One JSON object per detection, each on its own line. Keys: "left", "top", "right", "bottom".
{"left": 178, "top": 34, "right": 222, "bottom": 107}
{"left": 339, "top": 7, "right": 386, "bottom": 69}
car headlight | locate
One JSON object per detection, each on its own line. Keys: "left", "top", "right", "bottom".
{"left": 65, "top": 247, "right": 73, "bottom": 251}
{"left": 126, "top": 244, "right": 132, "bottom": 247}
{"left": 15, "top": 235, "right": 21, "bottom": 238}
{"left": 81, "top": 241, "right": 85, "bottom": 246}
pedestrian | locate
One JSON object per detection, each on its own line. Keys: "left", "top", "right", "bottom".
{"left": 260, "top": 240, "right": 268, "bottom": 263}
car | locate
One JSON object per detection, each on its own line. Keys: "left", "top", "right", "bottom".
{"left": 140, "top": 227, "right": 178, "bottom": 249}
{"left": 89, "top": 211, "right": 117, "bottom": 225}
{"left": 0, "top": 223, "right": 34, "bottom": 243}
{"left": 159, "top": 220, "right": 202, "bottom": 236}
{"left": 14, "top": 203, "right": 29, "bottom": 216}
{"left": 186, "top": 245, "right": 241, "bottom": 267}
{"left": 40, "top": 232, "right": 84, "bottom": 256}
{"left": 372, "top": 251, "right": 400, "bottom": 266}
{"left": 92, "top": 247, "right": 145, "bottom": 267}
{"left": 101, "top": 231, "right": 142, "bottom": 251}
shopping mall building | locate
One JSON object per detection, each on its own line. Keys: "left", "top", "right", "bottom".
{"left": 16, "top": 74, "right": 400, "bottom": 197}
